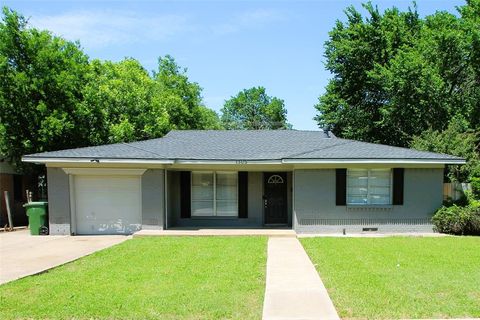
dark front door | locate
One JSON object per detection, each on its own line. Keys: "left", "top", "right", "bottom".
{"left": 263, "top": 172, "right": 288, "bottom": 225}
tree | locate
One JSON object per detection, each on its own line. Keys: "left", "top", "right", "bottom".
{"left": 80, "top": 58, "right": 170, "bottom": 144}
{"left": 195, "top": 106, "right": 224, "bottom": 130}
{"left": 314, "top": 1, "right": 480, "bottom": 147}
{"left": 411, "top": 116, "right": 479, "bottom": 182}
{"left": 154, "top": 55, "right": 222, "bottom": 130}
{"left": 221, "top": 87, "right": 290, "bottom": 130}
{"left": 0, "top": 7, "right": 90, "bottom": 170}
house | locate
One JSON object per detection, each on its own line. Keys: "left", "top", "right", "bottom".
{"left": 22, "top": 130, "right": 464, "bottom": 235}
{"left": 0, "top": 158, "right": 29, "bottom": 227}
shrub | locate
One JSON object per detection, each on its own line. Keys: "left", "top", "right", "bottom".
{"left": 432, "top": 204, "right": 480, "bottom": 235}
{"left": 433, "top": 205, "right": 470, "bottom": 235}
{"left": 443, "top": 195, "right": 469, "bottom": 207}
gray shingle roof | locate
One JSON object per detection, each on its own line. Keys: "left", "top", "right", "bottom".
{"left": 23, "top": 130, "right": 464, "bottom": 163}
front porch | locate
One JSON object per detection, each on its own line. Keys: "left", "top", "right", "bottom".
{"left": 164, "top": 170, "right": 293, "bottom": 229}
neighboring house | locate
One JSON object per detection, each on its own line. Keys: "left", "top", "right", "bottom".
{"left": 0, "top": 158, "right": 28, "bottom": 227}
{"left": 22, "top": 130, "right": 464, "bottom": 235}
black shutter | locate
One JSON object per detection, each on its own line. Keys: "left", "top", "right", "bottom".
{"left": 180, "top": 171, "right": 191, "bottom": 218}
{"left": 336, "top": 169, "right": 347, "bottom": 206}
{"left": 238, "top": 172, "right": 248, "bottom": 218}
{"left": 392, "top": 168, "right": 404, "bottom": 205}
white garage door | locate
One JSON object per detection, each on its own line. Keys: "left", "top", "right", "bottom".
{"left": 74, "top": 175, "right": 142, "bottom": 235}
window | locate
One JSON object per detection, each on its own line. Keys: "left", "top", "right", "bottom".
{"left": 191, "top": 171, "right": 238, "bottom": 217}
{"left": 347, "top": 169, "right": 391, "bottom": 205}
{"left": 191, "top": 172, "right": 214, "bottom": 216}
{"left": 216, "top": 172, "right": 238, "bottom": 216}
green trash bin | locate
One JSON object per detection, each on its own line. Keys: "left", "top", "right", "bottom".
{"left": 24, "top": 202, "right": 48, "bottom": 235}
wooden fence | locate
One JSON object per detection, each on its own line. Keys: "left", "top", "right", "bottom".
{"left": 443, "top": 182, "right": 471, "bottom": 201}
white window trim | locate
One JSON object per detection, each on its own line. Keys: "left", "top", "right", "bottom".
{"left": 347, "top": 169, "right": 393, "bottom": 205}
{"left": 191, "top": 171, "right": 238, "bottom": 217}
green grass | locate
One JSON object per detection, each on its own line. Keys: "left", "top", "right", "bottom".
{"left": 0, "top": 236, "right": 267, "bottom": 320}
{"left": 301, "top": 237, "right": 480, "bottom": 319}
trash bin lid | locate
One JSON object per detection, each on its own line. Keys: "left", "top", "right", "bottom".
{"left": 23, "top": 201, "right": 48, "bottom": 208}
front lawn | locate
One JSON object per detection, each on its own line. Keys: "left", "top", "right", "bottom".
{"left": 301, "top": 237, "right": 480, "bottom": 319}
{"left": 0, "top": 236, "right": 267, "bottom": 320}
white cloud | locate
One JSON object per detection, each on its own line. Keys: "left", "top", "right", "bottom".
{"left": 27, "top": 8, "right": 287, "bottom": 48}
{"left": 30, "top": 10, "right": 191, "bottom": 48}
{"left": 212, "top": 8, "right": 286, "bottom": 36}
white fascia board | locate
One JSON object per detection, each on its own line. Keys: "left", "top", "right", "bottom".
{"left": 282, "top": 158, "right": 466, "bottom": 165}
{"left": 22, "top": 157, "right": 282, "bottom": 165}
{"left": 62, "top": 168, "right": 146, "bottom": 175}
{"left": 22, "top": 156, "right": 465, "bottom": 166}
{"left": 174, "top": 159, "right": 283, "bottom": 165}
{"left": 22, "top": 157, "right": 175, "bottom": 165}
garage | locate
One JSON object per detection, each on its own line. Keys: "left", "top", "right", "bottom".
{"left": 72, "top": 174, "right": 142, "bottom": 235}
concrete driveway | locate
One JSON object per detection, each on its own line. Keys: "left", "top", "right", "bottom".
{"left": 0, "top": 230, "right": 128, "bottom": 285}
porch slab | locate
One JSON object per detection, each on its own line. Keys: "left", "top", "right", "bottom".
{"left": 133, "top": 228, "right": 296, "bottom": 237}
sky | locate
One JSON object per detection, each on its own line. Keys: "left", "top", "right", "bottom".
{"left": 2, "top": 0, "right": 466, "bottom": 130}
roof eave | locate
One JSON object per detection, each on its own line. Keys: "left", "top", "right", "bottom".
{"left": 281, "top": 158, "right": 466, "bottom": 165}
{"left": 21, "top": 157, "right": 282, "bottom": 165}
{"left": 22, "top": 156, "right": 466, "bottom": 166}
{"left": 21, "top": 157, "right": 175, "bottom": 165}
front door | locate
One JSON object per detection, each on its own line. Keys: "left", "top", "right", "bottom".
{"left": 264, "top": 172, "right": 288, "bottom": 225}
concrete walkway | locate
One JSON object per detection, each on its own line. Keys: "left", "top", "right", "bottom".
{"left": 263, "top": 237, "right": 340, "bottom": 320}
{"left": 0, "top": 230, "right": 127, "bottom": 285}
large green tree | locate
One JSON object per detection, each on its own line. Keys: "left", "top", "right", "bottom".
{"left": 81, "top": 56, "right": 221, "bottom": 144}
{"left": 154, "top": 55, "right": 222, "bottom": 130}
{"left": 221, "top": 87, "right": 290, "bottom": 130}
{"left": 79, "top": 58, "right": 170, "bottom": 144}
{"left": 411, "top": 116, "right": 479, "bottom": 181}
{"left": 0, "top": 7, "right": 90, "bottom": 169}
{"left": 315, "top": 1, "right": 480, "bottom": 147}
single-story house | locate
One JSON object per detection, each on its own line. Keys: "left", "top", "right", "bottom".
{"left": 22, "top": 130, "right": 465, "bottom": 235}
